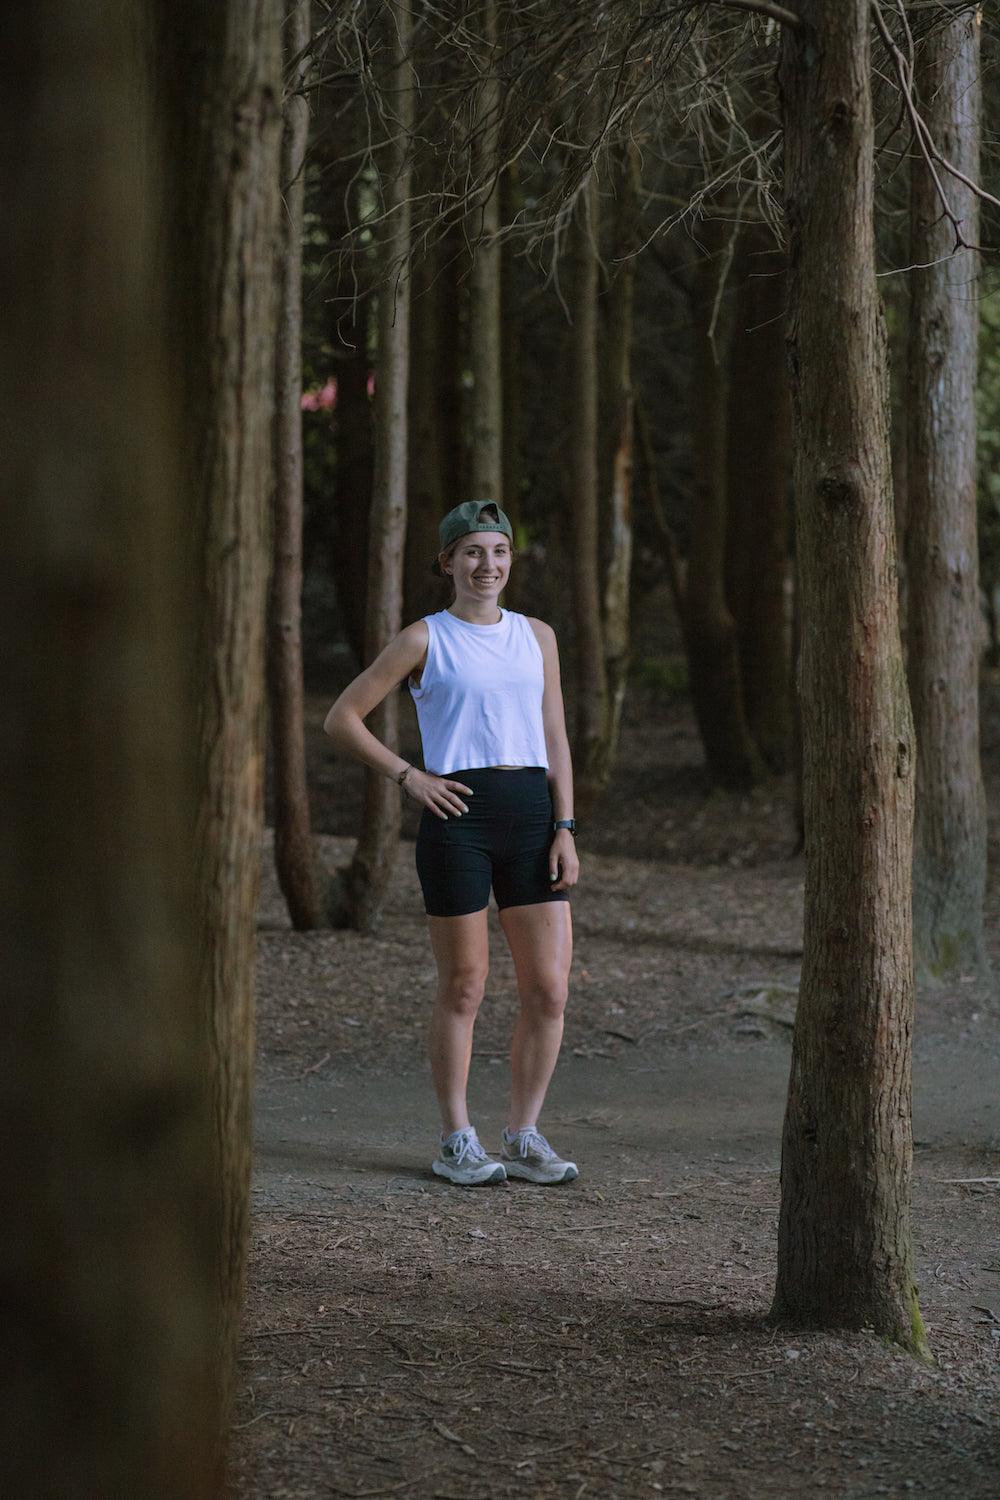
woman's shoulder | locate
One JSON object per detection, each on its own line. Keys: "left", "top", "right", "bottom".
{"left": 401, "top": 617, "right": 431, "bottom": 644}
{"left": 518, "top": 614, "right": 556, "bottom": 647}
{"left": 385, "top": 618, "right": 430, "bottom": 669}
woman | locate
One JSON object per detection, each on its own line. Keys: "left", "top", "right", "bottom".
{"left": 324, "top": 500, "right": 579, "bottom": 1187}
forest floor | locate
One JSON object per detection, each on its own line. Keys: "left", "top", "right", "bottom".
{"left": 232, "top": 669, "right": 1000, "bottom": 1500}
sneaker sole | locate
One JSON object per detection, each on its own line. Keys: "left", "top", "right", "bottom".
{"left": 503, "top": 1161, "right": 579, "bottom": 1185}
{"left": 432, "top": 1160, "right": 507, "bottom": 1186}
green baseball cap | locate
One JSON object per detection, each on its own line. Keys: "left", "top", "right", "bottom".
{"left": 432, "top": 500, "right": 513, "bottom": 574}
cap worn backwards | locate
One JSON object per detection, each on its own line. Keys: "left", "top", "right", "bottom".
{"left": 431, "top": 500, "right": 513, "bottom": 574}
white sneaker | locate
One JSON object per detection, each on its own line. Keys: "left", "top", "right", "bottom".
{"left": 432, "top": 1127, "right": 507, "bottom": 1186}
{"left": 501, "top": 1126, "right": 579, "bottom": 1184}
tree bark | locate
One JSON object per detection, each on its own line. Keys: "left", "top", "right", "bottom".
{"left": 405, "top": 227, "right": 452, "bottom": 623}
{"left": 332, "top": 307, "right": 374, "bottom": 668}
{"left": 906, "top": 10, "right": 987, "bottom": 980}
{"left": 156, "top": 0, "right": 284, "bottom": 1454}
{"left": 469, "top": 0, "right": 503, "bottom": 504}
{"left": 569, "top": 164, "right": 609, "bottom": 809}
{"left": 726, "top": 226, "right": 792, "bottom": 772}
{"left": 0, "top": 4, "right": 218, "bottom": 1492}
{"left": 345, "top": 3, "right": 413, "bottom": 932}
{"left": 594, "top": 140, "right": 641, "bottom": 788}
{"left": 684, "top": 222, "right": 759, "bottom": 791}
{"left": 270, "top": 0, "right": 330, "bottom": 931}
{"left": 500, "top": 164, "right": 524, "bottom": 610}
{"left": 772, "top": 0, "right": 926, "bottom": 1356}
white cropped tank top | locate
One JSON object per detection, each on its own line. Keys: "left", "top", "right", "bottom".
{"left": 409, "top": 609, "right": 548, "bottom": 775}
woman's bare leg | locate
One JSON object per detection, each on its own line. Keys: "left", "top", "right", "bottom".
{"left": 499, "top": 902, "right": 572, "bottom": 1130}
{"left": 426, "top": 909, "right": 490, "bottom": 1135}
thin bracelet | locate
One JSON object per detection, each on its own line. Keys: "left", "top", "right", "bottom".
{"left": 396, "top": 763, "right": 413, "bottom": 790}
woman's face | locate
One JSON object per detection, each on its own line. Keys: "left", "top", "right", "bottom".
{"left": 442, "top": 530, "right": 512, "bottom": 601}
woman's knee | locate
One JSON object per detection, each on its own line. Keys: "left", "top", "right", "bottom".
{"left": 518, "top": 973, "right": 568, "bottom": 1023}
{"left": 437, "top": 964, "right": 488, "bottom": 1018}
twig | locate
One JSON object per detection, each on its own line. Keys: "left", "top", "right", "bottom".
{"left": 937, "top": 1177, "right": 1000, "bottom": 1186}
{"left": 329, "top": 1482, "right": 419, "bottom": 1499}
{"left": 432, "top": 1419, "right": 477, "bottom": 1458}
{"left": 246, "top": 1323, "right": 334, "bottom": 1338}
{"left": 871, "top": 0, "right": 999, "bottom": 248}
{"left": 298, "top": 1050, "right": 331, "bottom": 1078}
{"left": 714, "top": 0, "right": 804, "bottom": 27}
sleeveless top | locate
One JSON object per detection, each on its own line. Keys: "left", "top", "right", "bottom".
{"left": 409, "top": 609, "right": 549, "bottom": 775}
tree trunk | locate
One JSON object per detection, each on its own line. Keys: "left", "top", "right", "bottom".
{"left": 270, "top": 0, "right": 330, "bottom": 931}
{"left": 594, "top": 140, "right": 641, "bottom": 788}
{"left": 332, "top": 308, "right": 374, "bottom": 668}
{"left": 405, "top": 230, "right": 451, "bottom": 623}
{"left": 156, "top": 0, "right": 284, "bottom": 1455}
{"left": 469, "top": 0, "right": 502, "bottom": 504}
{"left": 500, "top": 164, "right": 523, "bottom": 610}
{"left": 772, "top": 0, "right": 926, "bottom": 1356}
{"left": 0, "top": 5, "right": 218, "bottom": 1493}
{"left": 684, "top": 223, "right": 759, "bottom": 791}
{"left": 726, "top": 226, "right": 792, "bottom": 772}
{"left": 906, "top": 10, "right": 987, "bottom": 980}
{"left": 569, "top": 163, "right": 609, "bottom": 809}
{"left": 345, "top": 3, "right": 413, "bottom": 932}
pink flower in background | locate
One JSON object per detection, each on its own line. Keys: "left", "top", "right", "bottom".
{"left": 301, "top": 377, "right": 338, "bottom": 412}
{"left": 300, "top": 373, "right": 375, "bottom": 410}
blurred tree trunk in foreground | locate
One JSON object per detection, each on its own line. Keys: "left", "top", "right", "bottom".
{"left": 906, "top": 9, "right": 987, "bottom": 981}
{"left": 773, "top": 0, "right": 927, "bottom": 1357}
{"left": 0, "top": 3, "right": 217, "bottom": 1493}
{"left": 344, "top": 2, "right": 413, "bottom": 931}
{"left": 157, "top": 0, "right": 285, "bottom": 1459}
{"left": 271, "top": 0, "right": 333, "bottom": 931}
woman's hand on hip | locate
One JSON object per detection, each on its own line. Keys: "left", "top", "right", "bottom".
{"left": 403, "top": 769, "right": 473, "bottom": 819}
{"left": 549, "top": 829, "right": 579, "bottom": 891}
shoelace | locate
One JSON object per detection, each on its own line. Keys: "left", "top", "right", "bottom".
{"left": 510, "top": 1127, "right": 553, "bottom": 1160}
{"left": 448, "top": 1129, "right": 488, "bottom": 1166}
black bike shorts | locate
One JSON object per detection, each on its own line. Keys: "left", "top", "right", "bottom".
{"left": 415, "top": 767, "right": 570, "bottom": 918}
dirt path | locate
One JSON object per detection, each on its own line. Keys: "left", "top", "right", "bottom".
{"left": 235, "top": 678, "right": 1000, "bottom": 1497}
{"left": 236, "top": 1024, "right": 1000, "bottom": 1499}
{"left": 252, "top": 1040, "right": 999, "bottom": 1208}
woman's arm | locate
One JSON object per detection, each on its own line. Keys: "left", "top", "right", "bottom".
{"left": 324, "top": 623, "right": 472, "bottom": 819}
{"left": 529, "top": 618, "right": 579, "bottom": 892}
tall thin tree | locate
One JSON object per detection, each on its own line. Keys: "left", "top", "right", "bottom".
{"left": 906, "top": 8, "right": 987, "bottom": 980}
{"left": 469, "top": 0, "right": 503, "bottom": 503}
{"left": 568, "top": 159, "right": 610, "bottom": 808}
{"left": 270, "top": 0, "right": 331, "bottom": 931}
{"left": 684, "top": 218, "right": 759, "bottom": 790}
{"left": 596, "top": 139, "right": 641, "bottom": 785}
{"left": 772, "top": 0, "right": 927, "bottom": 1356}
{"left": 345, "top": 1, "right": 414, "bottom": 931}
{"left": 726, "top": 226, "right": 792, "bottom": 772}
{"left": 156, "top": 0, "right": 285, "bottom": 1455}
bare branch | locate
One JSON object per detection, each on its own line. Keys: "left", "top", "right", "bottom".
{"left": 711, "top": 0, "right": 803, "bottom": 28}
{"left": 871, "top": 0, "right": 1000, "bottom": 249}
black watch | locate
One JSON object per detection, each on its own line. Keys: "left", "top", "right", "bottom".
{"left": 553, "top": 819, "right": 576, "bottom": 836}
